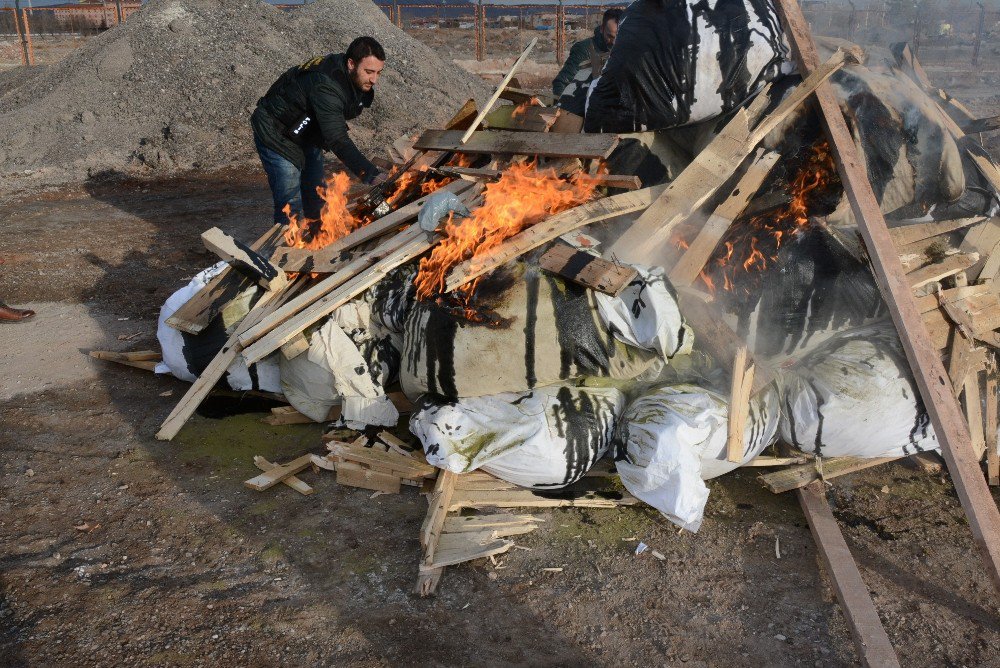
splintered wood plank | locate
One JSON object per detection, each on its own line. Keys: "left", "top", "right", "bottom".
{"left": 797, "top": 482, "right": 901, "bottom": 668}
{"left": 253, "top": 456, "right": 314, "bottom": 495}
{"left": 416, "top": 470, "right": 458, "bottom": 596}
{"left": 445, "top": 185, "right": 667, "bottom": 293}
{"left": 538, "top": 243, "right": 638, "bottom": 296}
{"left": 887, "top": 216, "right": 985, "bottom": 248}
{"left": 606, "top": 48, "right": 851, "bottom": 264}
{"left": 429, "top": 530, "right": 514, "bottom": 568}
{"left": 166, "top": 224, "right": 284, "bottom": 334}
{"left": 549, "top": 109, "right": 584, "bottom": 134}
{"left": 905, "top": 253, "right": 979, "bottom": 290}
{"left": 727, "top": 346, "right": 755, "bottom": 463}
{"left": 327, "top": 440, "right": 436, "bottom": 479}
{"left": 963, "top": 115, "right": 1000, "bottom": 134}
{"left": 244, "top": 454, "right": 313, "bottom": 492}
{"left": 760, "top": 456, "right": 901, "bottom": 494}
{"left": 202, "top": 227, "right": 287, "bottom": 291}
{"left": 966, "top": 371, "right": 987, "bottom": 460}
{"left": 414, "top": 129, "right": 619, "bottom": 160}
{"left": 443, "top": 513, "right": 543, "bottom": 533}
{"left": 669, "top": 149, "right": 781, "bottom": 287}
{"left": 987, "top": 369, "right": 999, "bottom": 485}
{"left": 262, "top": 404, "right": 342, "bottom": 426}
{"left": 271, "top": 179, "right": 474, "bottom": 273}
{"left": 336, "top": 461, "right": 401, "bottom": 494}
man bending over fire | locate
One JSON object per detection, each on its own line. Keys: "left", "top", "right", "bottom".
{"left": 251, "top": 36, "right": 387, "bottom": 226}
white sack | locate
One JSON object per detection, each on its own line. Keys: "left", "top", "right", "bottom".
{"left": 779, "top": 321, "right": 938, "bottom": 458}
{"left": 594, "top": 264, "right": 692, "bottom": 360}
{"left": 411, "top": 385, "right": 625, "bottom": 488}
{"left": 613, "top": 383, "right": 780, "bottom": 532}
{"left": 156, "top": 263, "right": 281, "bottom": 393}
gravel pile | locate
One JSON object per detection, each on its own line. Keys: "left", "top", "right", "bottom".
{"left": 0, "top": 0, "right": 490, "bottom": 190}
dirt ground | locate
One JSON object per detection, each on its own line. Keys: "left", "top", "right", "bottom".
{"left": 2, "top": 23, "right": 1000, "bottom": 667}
{"left": 1, "top": 167, "right": 999, "bottom": 668}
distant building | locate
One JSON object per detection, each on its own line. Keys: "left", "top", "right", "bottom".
{"left": 49, "top": 0, "right": 140, "bottom": 31}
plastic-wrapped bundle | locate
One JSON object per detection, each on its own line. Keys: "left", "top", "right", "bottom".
{"left": 401, "top": 264, "right": 689, "bottom": 399}
{"left": 585, "top": 0, "right": 790, "bottom": 133}
{"left": 612, "top": 383, "right": 780, "bottom": 531}
{"left": 779, "top": 321, "right": 938, "bottom": 458}
{"left": 156, "top": 264, "right": 280, "bottom": 393}
{"left": 411, "top": 385, "right": 625, "bottom": 488}
{"left": 279, "top": 298, "right": 400, "bottom": 427}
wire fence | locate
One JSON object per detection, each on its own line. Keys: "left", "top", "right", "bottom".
{"left": 1, "top": 1, "right": 997, "bottom": 68}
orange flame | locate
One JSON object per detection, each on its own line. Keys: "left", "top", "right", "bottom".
{"left": 695, "top": 141, "right": 838, "bottom": 295}
{"left": 413, "top": 162, "right": 598, "bottom": 308}
{"left": 283, "top": 171, "right": 359, "bottom": 250}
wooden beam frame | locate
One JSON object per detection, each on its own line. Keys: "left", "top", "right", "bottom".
{"left": 774, "top": 0, "right": 1000, "bottom": 592}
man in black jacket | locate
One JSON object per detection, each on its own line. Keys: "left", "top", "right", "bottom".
{"left": 551, "top": 8, "right": 622, "bottom": 106}
{"left": 251, "top": 36, "right": 386, "bottom": 226}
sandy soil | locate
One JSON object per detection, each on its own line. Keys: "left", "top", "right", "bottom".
{"left": 0, "top": 166, "right": 999, "bottom": 667}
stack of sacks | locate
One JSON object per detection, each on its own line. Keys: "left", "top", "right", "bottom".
{"left": 779, "top": 321, "right": 938, "bottom": 458}
{"left": 156, "top": 264, "right": 281, "bottom": 393}
{"left": 612, "top": 383, "right": 781, "bottom": 532}
{"left": 408, "top": 262, "right": 693, "bottom": 488}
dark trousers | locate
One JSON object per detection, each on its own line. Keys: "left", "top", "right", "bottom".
{"left": 254, "top": 136, "right": 325, "bottom": 225}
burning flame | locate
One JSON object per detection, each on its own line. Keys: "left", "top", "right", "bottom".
{"left": 283, "top": 171, "right": 359, "bottom": 250}
{"left": 510, "top": 97, "right": 542, "bottom": 119}
{"left": 413, "top": 162, "right": 598, "bottom": 311}
{"left": 697, "top": 141, "right": 838, "bottom": 295}
{"left": 283, "top": 167, "right": 453, "bottom": 251}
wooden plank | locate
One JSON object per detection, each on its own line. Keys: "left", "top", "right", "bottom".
{"left": 726, "top": 346, "right": 755, "bottom": 463}
{"left": 445, "top": 185, "right": 667, "bottom": 293}
{"left": 327, "top": 440, "right": 436, "bottom": 479}
{"left": 443, "top": 513, "right": 543, "bottom": 533}
{"left": 155, "top": 279, "right": 302, "bottom": 441}
{"left": 888, "top": 216, "right": 985, "bottom": 248}
{"left": 669, "top": 149, "right": 781, "bottom": 287}
{"left": 797, "top": 482, "right": 901, "bottom": 668}
{"left": 429, "top": 530, "right": 514, "bottom": 568}
{"left": 966, "top": 371, "right": 986, "bottom": 460}
{"left": 280, "top": 333, "right": 310, "bottom": 360}
{"left": 744, "top": 455, "right": 811, "bottom": 467}
{"left": 676, "top": 291, "right": 775, "bottom": 395}
{"left": 906, "top": 253, "right": 979, "bottom": 290}
{"left": 89, "top": 351, "right": 159, "bottom": 372}
{"left": 575, "top": 173, "right": 643, "bottom": 190}
{"left": 253, "top": 456, "right": 313, "bottom": 495}
{"left": 262, "top": 404, "right": 342, "bottom": 426}
{"left": 538, "top": 243, "right": 638, "bottom": 296}
{"left": 201, "top": 227, "right": 287, "bottom": 292}
{"left": 484, "top": 104, "right": 555, "bottom": 133}
{"left": 270, "top": 179, "right": 474, "bottom": 273}
{"left": 242, "top": 225, "right": 422, "bottom": 349}
{"left": 987, "top": 366, "right": 999, "bottom": 485}
{"left": 549, "top": 109, "right": 584, "bottom": 134}
{"left": 166, "top": 224, "right": 284, "bottom": 334}
{"left": 243, "top": 454, "right": 313, "bottom": 492}
{"left": 460, "top": 37, "right": 537, "bottom": 143}
{"left": 414, "top": 129, "right": 619, "bottom": 160}
{"left": 962, "top": 115, "right": 1000, "bottom": 135}
{"left": 336, "top": 461, "right": 401, "bottom": 494}
{"left": 241, "top": 232, "right": 435, "bottom": 364}
{"left": 606, "top": 48, "right": 851, "bottom": 264}
{"left": 760, "top": 456, "right": 901, "bottom": 494}
{"left": 416, "top": 469, "right": 458, "bottom": 596}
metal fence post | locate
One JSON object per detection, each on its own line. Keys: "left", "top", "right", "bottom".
{"left": 556, "top": 0, "right": 565, "bottom": 64}
{"left": 973, "top": 1, "right": 986, "bottom": 66}
{"left": 13, "top": 0, "right": 31, "bottom": 66}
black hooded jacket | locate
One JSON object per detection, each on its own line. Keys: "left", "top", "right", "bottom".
{"left": 552, "top": 27, "right": 610, "bottom": 98}
{"left": 251, "top": 53, "right": 379, "bottom": 182}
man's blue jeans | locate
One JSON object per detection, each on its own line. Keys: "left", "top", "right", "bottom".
{"left": 254, "top": 136, "right": 324, "bottom": 225}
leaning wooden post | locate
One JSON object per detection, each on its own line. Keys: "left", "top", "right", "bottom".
{"left": 12, "top": 0, "right": 30, "bottom": 66}
{"left": 20, "top": 5, "right": 34, "bottom": 66}
{"left": 774, "top": 0, "right": 1000, "bottom": 593}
